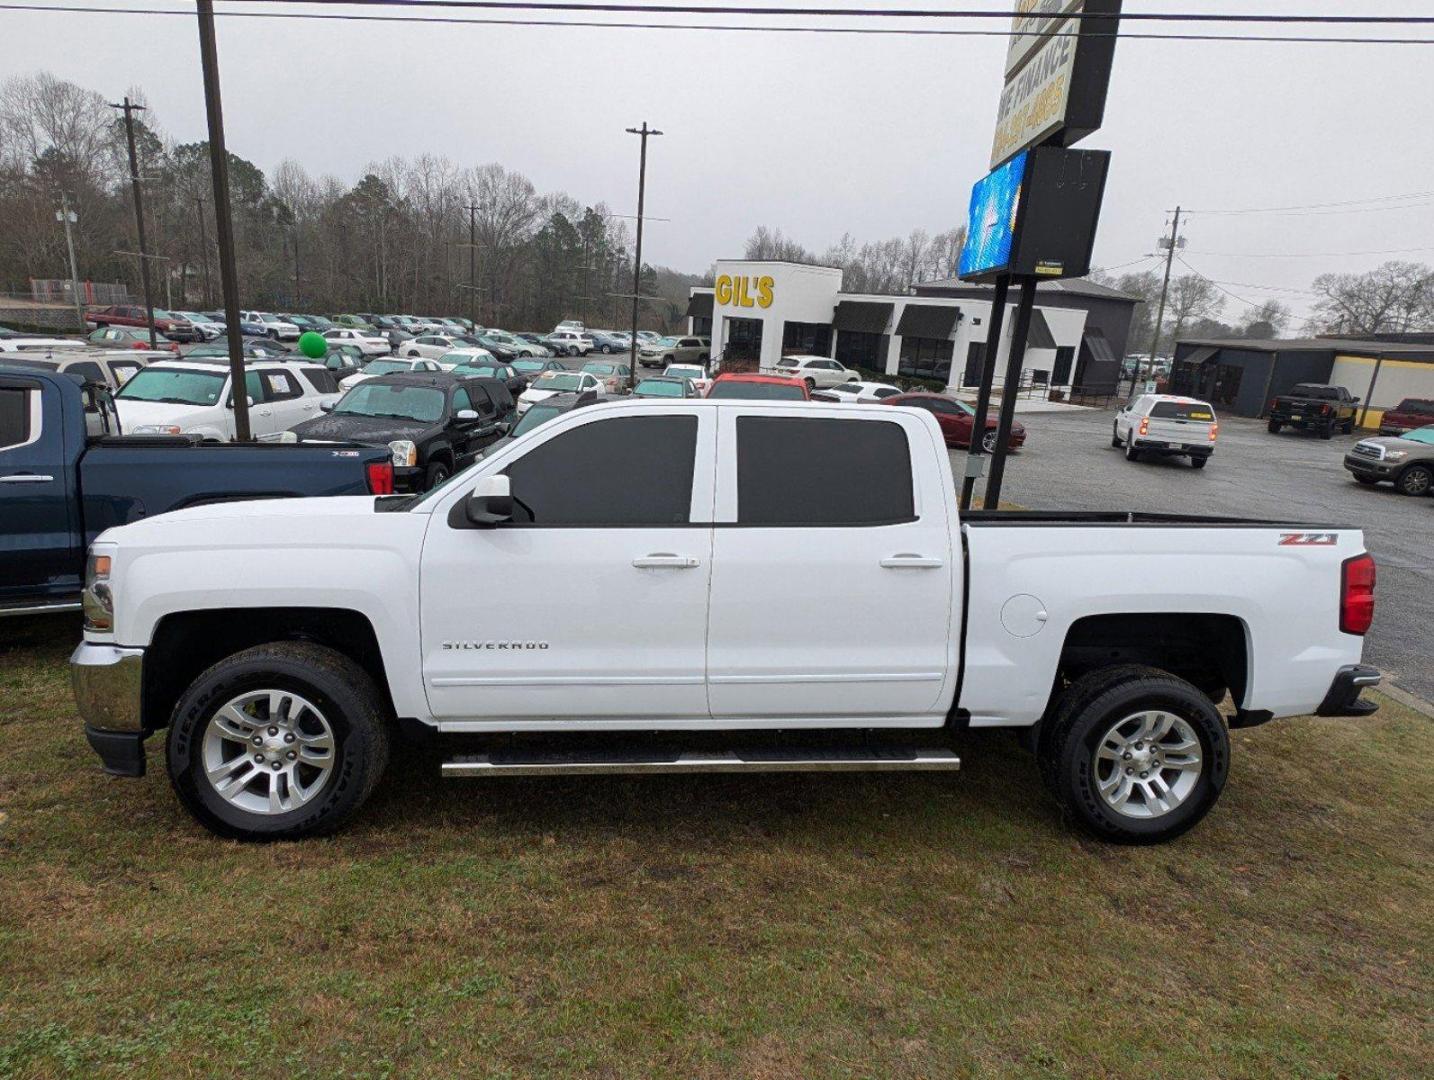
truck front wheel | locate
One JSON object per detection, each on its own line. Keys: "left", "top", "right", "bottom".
{"left": 1040, "top": 667, "right": 1228, "bottom": 844}
{"left": 165, "top": 642, "right": 390, "bottom": 841}
{"left": 1267, "top": 419, "right": 1282, "bottom": 434}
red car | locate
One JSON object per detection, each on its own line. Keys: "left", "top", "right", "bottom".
{"left": 881, "top": 391, "right": 1026, "bottom": 451}
{"left": 1377, "top": 398, "right": 1434, "bottom": 437}
{"left": 705, "top": 373, "right": 810, "bottom": 400}
{"left": 86, "top": 304, "right": 200, "bottom": 343}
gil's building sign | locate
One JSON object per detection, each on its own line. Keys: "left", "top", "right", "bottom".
{"left": 686, "top": 260, "right": 1138, "bottom": 395}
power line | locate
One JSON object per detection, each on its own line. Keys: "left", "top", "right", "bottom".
{"left": 1184, "top": 190, "right": 1434, "bottom": 216}
{"left": 1090, "top": 253, "right": 1160, "bottom": 274}
{"left": 6, "top": 3, "right": 1434, "bottom": 42}
{"left": 1176, "top": 256, "right": 1268, "bottom": 310}
{"left": 224, "top": 2, "right": 1434, "bottom": 24}
{"left": 1184, "top": 244, "right": 1434, "bottom": 259}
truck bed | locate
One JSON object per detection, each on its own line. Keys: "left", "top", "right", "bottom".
{"left": 962, "top": 509, "right": 1349, "bottom": 529}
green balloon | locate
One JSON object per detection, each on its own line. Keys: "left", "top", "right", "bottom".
{"left": 298, "top": 331, "right": 327, "bottom": 359}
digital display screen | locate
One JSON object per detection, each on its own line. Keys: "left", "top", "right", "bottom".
{"left": 959, "top": 150, "right": 1029, "bottom": 280}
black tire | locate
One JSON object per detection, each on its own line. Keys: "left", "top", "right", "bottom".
{"left": 1343, "top": 420, "right": 1355, "bottom": 435}
{"left": 1394, "top": 464, "right": 1433, "bottom": 497}
{"left": 1124, "top": 441, "right": 1141, "bottom": 463}
{"left": 981, "top": 429, "right": 999, "bottom": 454}
{"left": 165, "top": 643, "right": 390, "bottom": 841}
{"left": 1354, "top": 475, "right": 1380, "bottom": 486}
{"left": 601, "top": 344, "right": 613, "bottom": 354}
{"left": 1040, "top": 667, "right": 1229, "bottom": 844}
{"left": 1267, "top": 420, "right": 1282, "bottom": 434}
{"left": 1111, "top": 423, "right": 1122, "bottom": 448}
{"left": 1319, "top": 422, "right": 1333, "bottom": 440}
{"left": 1190, "top": 456, "right": 1208, "bottom": 469}
{"left": 804, "top": 377, "right": 816, "bottom": 392}
{"left": 425, "top": 459, "right": 451, "bottom": 490}
{"left": 267, "top": 329, "right": 279, "bottom": 340}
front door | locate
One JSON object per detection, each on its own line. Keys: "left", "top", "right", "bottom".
{"left": 420, "top": 407, "right": 715, "bottom": 723}
{"left": 706, "top": 409, "right": 956, "bottom": 724}
{"left": 0, "top": 375, "right": 79, "bottom": 604}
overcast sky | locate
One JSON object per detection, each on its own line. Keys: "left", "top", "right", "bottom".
{"left": 7, "top": 0, "right": 1434, "bottom": 322}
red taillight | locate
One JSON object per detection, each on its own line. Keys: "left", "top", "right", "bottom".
{"left": 1340, "top": 553, "right": 1376, "bottom": 635}
{"left": 1209, "top": 421, "right": 1219, "bottom": 442}
{"left": 1138, "top": 417, "right": 1149, "bottom": 436}
{"left": 366, "top": 461, "right": 395, "bottom": 495}
{"left": 1270, "top": 398, "right": 1278, "bottom": 411}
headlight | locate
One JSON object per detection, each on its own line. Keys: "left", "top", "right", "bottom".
{"left": 1384, "top": 450, "right": 1409, "bottom": 461}
{"left": 132, "top": 424, "right": 183, "bottom": 435}
{"left": 389, "top": 439, "right": 418, "bottom": 467}
{"left": 83, "top": 551, "right": 113, "bottom": 632}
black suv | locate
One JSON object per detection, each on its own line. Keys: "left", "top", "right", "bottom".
{"left": 290, "top": 373, "right": 513, "bottom": 491}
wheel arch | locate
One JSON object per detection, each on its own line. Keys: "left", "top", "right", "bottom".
{"left": 1050, "top": 612, "right": 1250, "bottom": 711}
{"left": 142, "top": 607, "right": 396, "bottom": 731}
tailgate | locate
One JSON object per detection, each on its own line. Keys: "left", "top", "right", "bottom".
{"left": 1144, "top": 417, "right": 1214, "bottom": 445}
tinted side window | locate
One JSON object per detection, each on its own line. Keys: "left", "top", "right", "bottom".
{"left": 0, "top": 387, "right": 32, "bottom": 449}
{"left": 737, "top": 416, "right": 914, "bottom": 526}
{"left": 67, "top": 361, "right": 105, "bottom": 383}
{"left": 263, "top": 370, "right": 303, "bottom": 401}
{"left": 299, "top": 368, "right": 339, "bottom": 394}
{"left": 503, "top": 415, "right": 697, "bottom": 526}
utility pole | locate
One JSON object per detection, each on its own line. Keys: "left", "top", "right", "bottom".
{"left": 110, "top": 96, "right": 158, "bottom": 348}
{"left": 292, "top": 216, "right": 301, "bottom": 307}
{"left": 1143, "top": 205, "right": 1183, "bottom": 393}
{"left": 56, "top": 192, "right": 85, "bottom": 328}
{"left": 195, "top": 0, "right": 251, "bottom": 441}
{"left": 572, "top": 237, "right": 598, "bottom": 326}
{"left": 625, "top": 121, "right": 662, "bottom": 391}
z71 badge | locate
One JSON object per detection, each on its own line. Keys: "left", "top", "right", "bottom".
{"left": 1279, "top": 533, "right": 1339, "bottom": 547}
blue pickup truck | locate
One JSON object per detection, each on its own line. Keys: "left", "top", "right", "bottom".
{"left": 1, "top": 365, "right": 395, "bottom": 616}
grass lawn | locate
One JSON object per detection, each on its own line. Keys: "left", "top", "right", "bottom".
{"left": 1, "top": 615, "right": 1429, "bottom": 1079}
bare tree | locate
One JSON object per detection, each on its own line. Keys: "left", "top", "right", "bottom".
{"left": 1311, "top": 261, "right": 1434, "bottom": 335}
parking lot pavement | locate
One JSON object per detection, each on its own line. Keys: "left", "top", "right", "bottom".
{"left": 961, "top": 406, "right": 1434, "bottom": 704}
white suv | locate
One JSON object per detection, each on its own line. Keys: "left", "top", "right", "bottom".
{"left": 1113, "top": 394, "right": 1219, "bottom": 469}
{"left": 240, "top": 311, "right": 301, "bottom": 342}
{"left": 400, "top": 334, "right": 467, "bottom": 360}
{"left": 765, "top": 355, "right": 860, "bottom": 389}
{"left": 548, "top": 330, "right": 593, "bottom": 357}
{"left": 113, "top": 359, "right": 339, "bottom": 441}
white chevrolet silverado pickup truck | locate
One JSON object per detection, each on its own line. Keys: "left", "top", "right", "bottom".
{"left": 71, "top": 400, "right": 1381, "bottom": 843}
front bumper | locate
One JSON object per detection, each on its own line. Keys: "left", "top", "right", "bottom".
{"left": 1343, "top": 455, "right": 1396, "bottom": 479}
{"left": 394, "top": 465, "right": 425, "bottom": 492}
{"left": 1315, "top": 664, "right": 1381, "bottom": 718}
{"left": 71, "top": 643, "right": 147, "bottom": 776}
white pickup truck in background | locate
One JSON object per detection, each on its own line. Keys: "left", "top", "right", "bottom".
{"left": 71, "top": 400, "right": 1380, "bottom": 843}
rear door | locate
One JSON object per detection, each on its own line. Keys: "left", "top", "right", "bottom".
{"left": 0, "top": 375, "right": 79, "bottom": 604}
{"left": 705, "top": 408, "right": 957, "bottom": 724}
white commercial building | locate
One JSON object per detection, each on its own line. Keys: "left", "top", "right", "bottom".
{"left": 687, "top": 259, "right": 1128, "bottom": 396}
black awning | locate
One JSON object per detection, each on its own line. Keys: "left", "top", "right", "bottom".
{"left": 1026, "top": 309, "right": 1057, "bottom": 349}
{"left": 1082, "top": 327, "right": 1117, "bottom": 363}
{"left": 832, "top": 300, "right": 894, "bottom": 335}
{"left": 895, "top": 303, "right": 959, "bottom": 340}
{"left": 686, "top": 292, "right": 714, "bottom": 318}
{"left": 1177, "top": 346, "right": 1218, "bottom": 367}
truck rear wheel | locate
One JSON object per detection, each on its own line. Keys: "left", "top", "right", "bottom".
{"left": 1267, "top": 420, "right": 1282, "bottom": 434}
{"left": 165, "top": 642, "right": 390, "bottom": 841}
{"left": 1040, "top": 667, "right": 1228, "bottom": 844}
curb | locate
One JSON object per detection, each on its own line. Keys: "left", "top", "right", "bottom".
{"left": 1375, "top": 681, "right": 1434, "bottom": 721}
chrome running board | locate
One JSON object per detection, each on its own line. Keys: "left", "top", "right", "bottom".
{"left": 442, "top": 747, "right": 960, "bottom": 778}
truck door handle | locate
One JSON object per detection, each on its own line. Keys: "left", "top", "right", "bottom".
{"left": 632, "top": 553, "right": 701, "bottom": 569}
{"left": 880, "top": 554, "right": 944, "bottom": 569}
{"left": 0, "top": 473, "right": 54, "bottom": 483}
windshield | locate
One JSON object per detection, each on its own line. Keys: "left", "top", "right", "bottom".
{"left": 535, "top": 373, "right": 584, "bottom": 393}
{"left": 334, "top": 383, "right": 445, "bottom": 423}
{"left": 1399, "top": 426, "right": 1434, "bottom": 445}
{"left": 512, "top": 359, "right": 545, "bottom": 374}
{"left": 510, "top": 402, "right": 565, "bottom": 437}
{"left": 453, "top": 365, "right": 501, "bottom": 379}
{"left": 1151, "top": 401, "right": 1215, "bottom": 421}
{"left": 636, "top": 379, "right": 685, "bottom": 397}
{"left": 361, "top": 360, "right": 412, "bottom": 376}
{"left": 651, "top": 337, "right": 680, "bottom": 347}
{"left": 584, "top": 363, "right": 616, "bottom": 375}
{"left": 708, "top": 380, "right": 806, "bottom": 400}
{"left": 666, "top": 365, "right": 703, "bottom": 377}
{"left": 116, "top": 367, "right": 227, "bottom": 405}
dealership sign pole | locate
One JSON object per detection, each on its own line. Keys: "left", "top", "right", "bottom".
{"left": 958, "top": 0, "right": 1122, "bottom": 510}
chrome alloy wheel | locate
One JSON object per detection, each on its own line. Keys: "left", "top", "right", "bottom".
{"left": 1093, "top": 710, "right": 1203, "bottom": 819}
{"left": 201, "top": 690, "right": 336, "bottom": 815}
